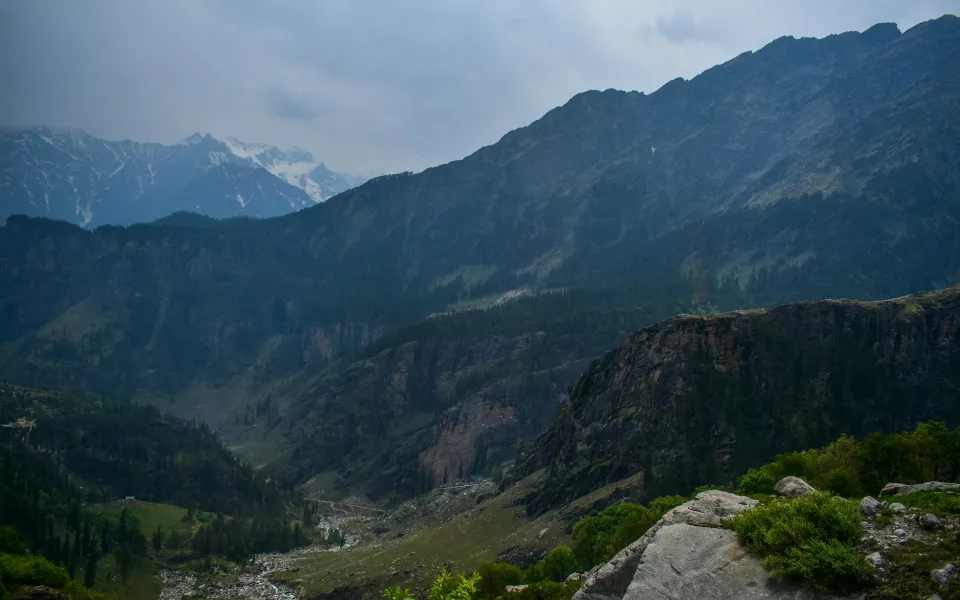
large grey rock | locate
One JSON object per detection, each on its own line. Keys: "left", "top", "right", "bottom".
{"left": 931, "top": 562, "right": 957, "bottom": 586}
{"left": 881, "top": 482, "right": 960, "bottom": 496}
{"left": 573, "top": 491, "right": 756, "bottom": 600}
{"left": 574, "top": 490, "right": 860, "bottom": 600}
{"left": 860, "top": 496, "right": 880, "bottom": 517}
{"left": 625, "top": 522, "right": 841, "bottom": 599}
{"left": 775, "top": 476, "right": 816, "bottom": 498}
{"left": 920, "top": 514, "right": 942, "bottom": 530}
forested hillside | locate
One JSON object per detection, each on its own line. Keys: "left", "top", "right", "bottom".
{"left": 0, "top": 384, "right": 312, "bottom": 598}
{"left": 0, "top": 384, "right": 286, "bottom": 515}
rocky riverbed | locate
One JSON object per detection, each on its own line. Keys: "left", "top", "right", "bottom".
{"left": 158, "top": 547, "right": 334, "bottom": 600}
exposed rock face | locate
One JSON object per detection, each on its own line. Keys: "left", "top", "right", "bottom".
{"left": 880, "top": 481, "right": 960, "bottom": 496}
{"left": 775, "top": 476, "right": 815, "bottom": 498}
{"left": 515, "top": 287, "right": 960, "bottom": 512}
{"left": 574, "top": 490, "right": 849, "bottom": 600}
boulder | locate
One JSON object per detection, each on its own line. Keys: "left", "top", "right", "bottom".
{"left": 920, "top": 514, "right": 942, "bottom": 530}
{"left": 574, "top": 490, "right": 855, "bottom": 600}
{"left": 506, "top": 584, "right": 529, "bottom": 593}
{"left": 880, "top": 483, "right": 908, "bottom": 496}
{"left": 931, "top": 562, "right": 957, "bottom": 586}
{"left": 774, "top": 476, "right": 816, "bottom": 498}
{"left": 860, "top": 496, "right": 880, "bottom": 517}
{"left": 888, "top": 503, "right": 906, "bottom": 513}
{"left": 865, "top": 551, "right": 884, "bottom": 570}
{"left": 881, "top": 482, "right": 960, "bottom": 496}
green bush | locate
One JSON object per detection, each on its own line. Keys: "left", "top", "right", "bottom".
{"left": 0, "top": 552, "right": 70, "bottom": 590}
{"left": 729, "top": 492, "right": 874, "bottom": 592}
{"left": 737, "top": 423, "right": 960, "bottom": 500}
{"left": 738, "top": 467, "right": 777, "bottom": 495}
{"left": 540, "top": 546, "right": 580, "bottom": 583}
{"left": 0, "top": 529, "right": 23, "bottom": 556}
{"left": 477, "top": 562, "right": 524, "bottom": 598}
{"left": 384, "top": 569, "right": 481, "bottom": 600}
{"left": 570, "top": 494, "right": 686, "bottom": 568}
{"left": 523, "top": 562, "right": 544, "bottom": 584}
{"left": 571, "top": 503, "right": 648, "bottom": 567}
{"left": 511, "top": 581, "right": 581, "bottom": 600}
{"left": 648, "top": 495, "right": 686, "bottom": 515}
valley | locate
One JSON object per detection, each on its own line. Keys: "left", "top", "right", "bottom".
{"left": 1, "top": 11, "right": 960, "bottom": 600}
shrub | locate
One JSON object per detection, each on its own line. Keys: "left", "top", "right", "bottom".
{"left": 729, "top": 492, "right": 874, "bottom": 592}
{"left": 511, "top": 581, "right": 581, "bottom": 600}
{"left": 0, "top": 529, "right": 23, "bottom": 555}
{"left": 571, "top": 503, "right": 648, "bottom": 567}
{"left": 647, "top": 495, "right": 686, "bottom": 516}
{"left": 737, "top": 423, "right": 960, "bottom": 500}
{"left": 571, "top": 494, "right": 686, "bottom": 568}
{"left": 540, "top": 546, "right": 580, "bottom": 583}
{"left": 523, "top": 562, "right": 544, "bottom": 583}
{"left": 0, "top": 552, "right": 70, "bottom": 590}
{"left": 737, "top": 467, "right": 777, "bottom": 495}
{"left": 477, "top": 561, "right": 524, "bottom": 598}
{"left": 384, "top": 569, "right": 481, "bottom": 600}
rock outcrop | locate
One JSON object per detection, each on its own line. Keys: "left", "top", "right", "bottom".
{"left": 879, "top": 481, "right": 960, "bottom": 496}
{"left": 574, "top": 490, "right": 852, "bottom": 600}
{"left": 775, "top": 476, "right": 815, "bottom": 498}
{"left": 515, "top": 286, "right": 960, "bottom": 512}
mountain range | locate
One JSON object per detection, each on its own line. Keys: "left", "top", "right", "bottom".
{"left": 0, "top": 127, "right": 367, "bottom": 227}
{"left": 0, "top": 15, "right": 958, "bottom": 503}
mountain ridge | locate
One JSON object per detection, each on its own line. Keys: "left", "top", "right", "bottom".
{"left": 0, "top": 16, "right": 958, "bottom": 502}
{"left": 0, "top": 126, "right": 365, "bottom": 227}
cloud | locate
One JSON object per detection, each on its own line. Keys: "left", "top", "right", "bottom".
{"left": 265, "top": 89, "right": 319, "bottom": 121}
{"left": 653, "top": 10, "right": 727, "bottom": 44}
{"left": 0, "top": 0, "right": 956, "bottom": 174}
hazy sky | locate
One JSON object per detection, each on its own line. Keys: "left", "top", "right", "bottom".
{"left": 0, "top": 1, "right": 954, "bottom": 174}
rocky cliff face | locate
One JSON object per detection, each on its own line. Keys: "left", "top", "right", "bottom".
{"left": 516, "top": 287, "right": 960, "bottom": 512}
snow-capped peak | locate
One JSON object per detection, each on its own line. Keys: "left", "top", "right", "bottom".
{"left": 221, "top": 137, "right": 346, "bottom": 203}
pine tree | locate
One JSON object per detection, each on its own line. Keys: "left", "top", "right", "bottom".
{"left": 152, "top": 526, "right": 163, "bottom": 552}
{"left": 84, "top": 551, "right": 98, "bottom": 588}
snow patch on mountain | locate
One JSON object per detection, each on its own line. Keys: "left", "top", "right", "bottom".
{"left": 222, "top": 137, "right": 355, "bottom": 203}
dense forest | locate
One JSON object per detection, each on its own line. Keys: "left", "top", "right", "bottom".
{"left": 0, "top": 383, "right": 312, "bottom": 599}
{"left": 0, "top": 384, "right": 287, "bottom": 516}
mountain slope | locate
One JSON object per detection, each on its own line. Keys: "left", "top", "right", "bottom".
{"left": 0, "top": 17, "right": 958, "bottom": 501}
{"left": 0, "top": 129, "right": 363, "bottom": 226}
{"left": 513, "top": 286, "right": 960, "bottom": 513}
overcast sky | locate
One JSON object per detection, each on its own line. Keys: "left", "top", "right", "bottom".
{"left": 0, "top": 1, "right": 955, "bottom": 174}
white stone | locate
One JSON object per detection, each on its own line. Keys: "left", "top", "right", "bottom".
{"left": 774, "top": 476, "right": 816, "bottom": 498}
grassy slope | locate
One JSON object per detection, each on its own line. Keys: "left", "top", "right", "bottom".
{"left": 84, "top": 501, "right": 199, "bottom": 600}
{"left": 88, "top": 501, "right": 189, "bottom": 537}
{"left": 277, "top": 471, "right": 643, "bottom": 595}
